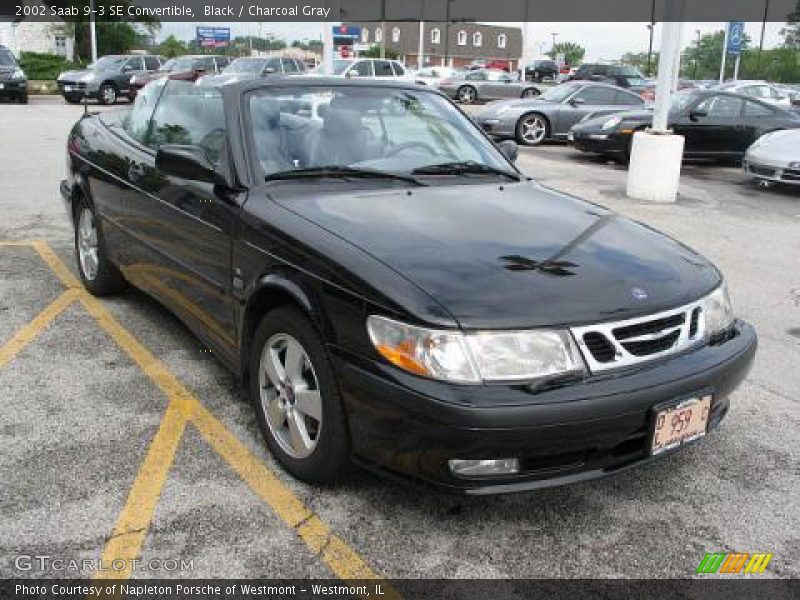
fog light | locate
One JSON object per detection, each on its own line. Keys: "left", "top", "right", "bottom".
{"left": 448, "top": 458, "right": 520, "bottom": 478}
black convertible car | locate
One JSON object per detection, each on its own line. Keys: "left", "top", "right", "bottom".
{"left": 61, "top": 78, "right": 756, "bottom": 494}
{"left": 570, "top": 89, "right": 800, "bottom": 162}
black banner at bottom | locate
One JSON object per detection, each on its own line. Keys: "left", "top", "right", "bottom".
{"left": 3, "top": 579, "right": 799, "bottom": 600}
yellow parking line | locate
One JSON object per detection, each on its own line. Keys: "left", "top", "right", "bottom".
{"left": 0, "top": 289, "right": 79, "bottom": 369}
{"left": 0, "top": 240, "right": 37, "bottom": 246}
{"left": 20, "top": 242, "right": 393, "bottom": 589}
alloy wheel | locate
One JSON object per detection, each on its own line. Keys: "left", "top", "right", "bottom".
{"left": 458, "top": 87, "right": 476, "bottom": 103}
{"left": 77, "top": 207, "right": 99, "bottom": 281}
{"left": 101, "top": 85, "right": 116, "bottom": 105}
{"left": 522, "top": 88, "right": 539, "bottom": 98}
{"left": 520, "top": 115, "right": 547, "bottom": 145}
{"left": 259, "top": 333, "right": 323, "bottom": 459}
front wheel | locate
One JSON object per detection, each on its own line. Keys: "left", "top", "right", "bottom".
{"left": 250, "top": 306, "right": 350, "bottom": 484}
{"left": 521, "top": 87, "right": 539, "bottom": 98}
{"left": 98, "top": 83, "right": 117, "bottom": 105}
{"left": 515, "top": 113, "right": 549, "bottom": 146}
{"left": 457, "top": 85, "right": 477, "bottom": 104}
{"left": 74, "top": 198, "right": 127, "bottom": 296}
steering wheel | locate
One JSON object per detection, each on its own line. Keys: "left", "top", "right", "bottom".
{"left": 384, "top": 141, "right": 437, "bottom": 158}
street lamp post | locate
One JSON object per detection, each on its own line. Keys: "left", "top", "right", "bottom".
{"left": 646, "top": 0, "right": 655, "bottom": 76}
{"left": 550, "top": 32, "right": 558, "bottom": 54}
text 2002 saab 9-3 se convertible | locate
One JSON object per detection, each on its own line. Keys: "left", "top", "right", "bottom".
{"left": 60, "top": 78, "right": 756, "bottom": 494}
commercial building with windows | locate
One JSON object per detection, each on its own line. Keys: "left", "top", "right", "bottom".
{"left": 352, "top": 22, "right": 522, "bottom": 70}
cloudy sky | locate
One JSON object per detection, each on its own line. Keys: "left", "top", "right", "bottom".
{"left": 160, "top": 21, "right": 787, "bottom": 60}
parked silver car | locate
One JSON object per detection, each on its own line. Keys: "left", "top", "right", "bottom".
{"left": 438, "top": 69, "right": 541, "bottom": 104}
{"left": 474, "top": 81, "right": 645, "bottom": 146}
{"left": 743, "top": 129, "right": 800, "bottom": 185}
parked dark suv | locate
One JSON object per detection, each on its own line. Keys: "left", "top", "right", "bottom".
{"left": 0, "top": 45, "right": 28, "bottom": 104}
{"left": 571, "top": 63, "right": 648, "bottom": 89}
{"left": 525, "top": 59, "right": 559, "bottom": 82}
{"left": 57, "top": 54, "right": 163, "bottom": 104}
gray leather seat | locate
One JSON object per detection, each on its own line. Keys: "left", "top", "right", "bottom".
{"left": 251, "top": 99, "right": 293, "bottom": 173}
{"left": 308, "top": 108, "right": 369, "bottom": 167}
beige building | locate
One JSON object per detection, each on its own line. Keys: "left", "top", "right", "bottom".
{"left": 0, "top": 1, "right": 74, "bottom": 60}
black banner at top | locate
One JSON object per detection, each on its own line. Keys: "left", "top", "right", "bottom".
{"left": 1, "top": 0, "right": 799, "bottom": 23}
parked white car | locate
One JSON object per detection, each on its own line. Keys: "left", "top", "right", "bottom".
{"left": 414, "top": 66, "right": 460, "bottom": 88}
{"left": 743, "top": 129, "right": 800, "bottom": 185}
{"left": 332, "top": 58, "right": 411, "bottom": 80}
{"left": 719, "top": 81, "right": 793, "bottom": 108}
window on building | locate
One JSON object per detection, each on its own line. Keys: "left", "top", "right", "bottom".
{"left": 431, "top": 28, "right": 441, "bottom": 44}
{"left": 54, "top": 35, "right": 67, "bottom": 57}
{"left": 457, "top": 31, "right": 467, "bottom": 46}
{"left": 392, "top": 27, "right": 400, "bottom": 43}
{"left": 473, "top": 32, "right": 482, "bottom": 47}
{"left": 498, "top": 34, "right": 507, "bottom": 49}
{"left": 375, "top": 28, "right": 382, "bottom": 43}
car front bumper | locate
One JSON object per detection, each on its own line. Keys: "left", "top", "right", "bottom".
{"left": 0, "top": 79, "right": 27, "bottom": 98}
{"left": 570, "top": 129, "right": 630, "bottom": 156}
{"left": 475, "top": 116, "right": 516, "bottom": 138}
{"left": 332, "top": 320, "right": 756, "bottom": 494}
{"left": 743, "top": 155, "right": 800, "bottom": 185}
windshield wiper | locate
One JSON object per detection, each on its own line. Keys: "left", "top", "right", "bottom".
{"left": 412, "top": 161, "right": 520, "bottom": 181}
{"left": 265, "top": 166, "right": 426, "bottom": 186}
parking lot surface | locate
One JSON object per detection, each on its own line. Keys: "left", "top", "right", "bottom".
{"left": 1, "top": 96, "right": 798, "bottom": 580}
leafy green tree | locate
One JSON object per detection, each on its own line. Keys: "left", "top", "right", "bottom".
{"left": 360, "top": 44, "right": 399, "bottom": 59}
{"left": 780, "top": 1, "right": 800, "bottom": 48}
{"left": 681, "top": 30, "right": 752, "bottom": 80}
{"left": 620, "top": 51, "right": 659, "bottom": 74}
{"left": 156, "top": 35, "right": 187, "bottom": 58}
{"left": 546, "top": 42, "right": 585, "bottom": 67}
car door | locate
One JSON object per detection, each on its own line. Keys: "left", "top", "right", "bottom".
{"left": 672, "top": 94, "right": 744, "bottom": 156}
{"left": 391, "top": 61, "right": 406, "bottom": 80}
{"left": 119, "top": 56, "right": 144, "bottom": 91}
{"left": 554, "top": 84, "right": 619, "bottom": 132}
{"left": 372, "top": 60, "right": 395, "bottom": 79}
{"left": 346, "top": 60, "right": 373, "bottom": 79}
{"left": 125, "top": 81, "right": 239, "bottom": 360}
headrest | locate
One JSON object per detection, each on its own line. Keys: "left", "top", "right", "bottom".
{"left": 252, "top": 99, "right": 280, "bottom": 127}
{"left": 322, "top": 108, "right": 362, "bottom": 135}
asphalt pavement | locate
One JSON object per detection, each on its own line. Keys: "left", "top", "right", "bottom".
{"left": 0, "top": 95, "right": 798, "bottom": 581}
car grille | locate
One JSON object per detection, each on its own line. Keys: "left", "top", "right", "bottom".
{"left": 746, "top": 163, "right": 776, "bottom": 178}
{"left": 781, "top": 168, "right": 800, "bottom": 182}
{"left": 571, "top": 300, "right": 707, "bottom": 372}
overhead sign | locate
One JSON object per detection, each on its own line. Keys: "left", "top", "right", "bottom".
{"left": 726, "top": 21, "right": 745, "bottom": 55}
{"left": 196, "top": 27, "right": 231, "bottom": 48}
{"left": 333, "top": 24, "right": 361, "bottom": 40}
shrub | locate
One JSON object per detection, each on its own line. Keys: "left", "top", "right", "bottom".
{"left": 19, "top": 52, "right": 88, "bottom": 80}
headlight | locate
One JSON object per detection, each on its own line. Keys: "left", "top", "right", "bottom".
{"left": 12, "top": 68, "right": 25, "bottom": 80}
{"left": 601, "top": 116, "right": 623, "bottom": 130}
{"left": 366, "top": 315, "right": 585, "bottom": 384}
{"left": 702, "top": 285, "right": 735, "bottom": 340}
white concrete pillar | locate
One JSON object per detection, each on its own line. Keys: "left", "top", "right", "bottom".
{"left": 322, "top": 24, "right": 334, "bottom": 75}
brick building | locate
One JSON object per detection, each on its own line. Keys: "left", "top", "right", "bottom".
{"left": 352, "top": 22, "right": 522, "bottom": 70}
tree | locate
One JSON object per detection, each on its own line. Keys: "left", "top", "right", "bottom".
{"left": 620, "top": 51, "right": 658, "bottom": 73}
{"left": 156, "top": 35, "right": 188, "bottom": 59}
{"left": 360, "top": 44, "right": 399, "bottom": 59}
{"left": 546, "top": 42, "right": 585, "bottom": 67}
{"left": 680, "top": 30, "right": 751, "bottom": 80}
{"left": 780, "top": 1, "right": 800, "bottom": 48}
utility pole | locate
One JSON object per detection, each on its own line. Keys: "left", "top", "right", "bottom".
{"left": 322, "top": 23, "right": 334, "bottom": 75}
{"left": 719, "top": 24, "right": 729, "bottom": 84}
{"left": 379, "top": 0, "right": 386, "bottom": 59}
{"left": 418, "top": 21, "right": 425, "bottom": 69}
{"left": 757, "top": 0, "right": 770, "bottom": 72}
{"left": 692, "top": 29, "right": 700, "bottom": 79}
{"left": 89, "top": 0, "right": 97, "bottom": 63}
{"left": 647, "top": 0, "right": 655, "bottom": 76}
{"left": 550, "top": 32, "right": 558, "bottom": 53}
{"left": 444, "top": 0, "right": 451, "bottom": 66}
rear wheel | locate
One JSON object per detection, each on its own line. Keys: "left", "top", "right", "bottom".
{"left": 74, "top": 198, "right": 127, "bottom": 296}
{"left": 457, "top": 85, "right": 477, "bottom": 104}
{"left": 521, "top": 87, "right": 539, "bottom": 98}
{"left": 515, "top": 113, "right": 549, "bottom": 146}
{"left": 250, "top": 306, "right": 350, "bottom": 484}
{"left": 64, "top": 95, "right": 81, "bottom": 104}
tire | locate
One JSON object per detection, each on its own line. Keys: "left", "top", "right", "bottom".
{"left": 98, "top": 83, "right": 117, "bottom": 105}
{"left": 18, "top": 93, "right": 28, "bottom": 104}
{"left": 457, "top": 85, "right": 477, "bottom": 104}
{"left": 64, "top": 95, "right": 81, "bottom": 104}
{"left": 73, "top": 197, "right": 127, "bottom": 296}
{"left": 515, "top": 112, "right": 550, "bottom": 146}
{"left": 250, "top": 306, "right": 350, "bottom": 484}
{"left": 521, "top": 87, "right": 540, "bottom": 98}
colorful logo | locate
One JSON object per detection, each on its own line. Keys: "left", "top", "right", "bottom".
{"left": 696, "top": 552, "right": 773, "bottom": 574}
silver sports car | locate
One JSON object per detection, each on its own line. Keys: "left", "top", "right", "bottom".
{"left": 437, "top": 69, "right": 541, "bottom": 104}
{"left": 473, "top": 81, "right": 646, "bottom": 146}
{"left": 743, "top": 129, "right": 800, "bottom": 185}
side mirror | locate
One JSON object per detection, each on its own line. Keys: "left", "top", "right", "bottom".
{"left": 497, "top": 139, "right": 519, "bottom": 163}
{"left": 689, "top": 108, "right": 708, "bottom": 120}
{"left": 156, "top": 145, "right": 216, "bottom": 183}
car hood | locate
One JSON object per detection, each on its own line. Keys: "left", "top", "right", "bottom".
{"left": 59, "top": 69, "right": 95, "bottom": 81}
{"left": 270, "top": 181, "right": 720, "bottom": 329}
{"left": 749, "top": 129, "right": 800, "bottom": 155}
{"left": 576, "top": 108, "right": 654, "bottom": 129}
{"left": 480, "top": 98, "right": 551, "bottom": 115}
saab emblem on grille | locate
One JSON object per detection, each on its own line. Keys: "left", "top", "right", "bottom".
{"left": 631, "top": 287, "right": 648, "bottom": 301}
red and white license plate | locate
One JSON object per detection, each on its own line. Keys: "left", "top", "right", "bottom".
{"left": 651, "top": 395, "right": 712, "bottom": 455}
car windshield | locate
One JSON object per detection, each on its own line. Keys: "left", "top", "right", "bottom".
{"left": 540, "top": 83, "right": 582, "bottom": 102}
{"left": 224, "top": 58, "right": 265, "bottom": 74}
{"left": 88, "top": 56, "right": 126, "bottom": 70}
{"left": 248, "top": 86, "right": 514, "bottom": 182}
{"left": 333, "top": 60, "right": 353, "bottom": 75}
{"left": 671, "top": 91, "right": 699, "bottom": 111}
{"left": 0, "top": 50, "right": 16, "bottom": 66}
{"left": 168, "top": 57, "right": 196, "bottom": 72}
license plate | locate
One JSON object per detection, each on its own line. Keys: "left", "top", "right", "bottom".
{"left": 651, "top": 395, "right": 712, "bottom": 455}
{"left": 567, "top": 132, "right": 574, "bottom": 141}
{"left": 64, "top": 85, "right": 73, "bottom": 92}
